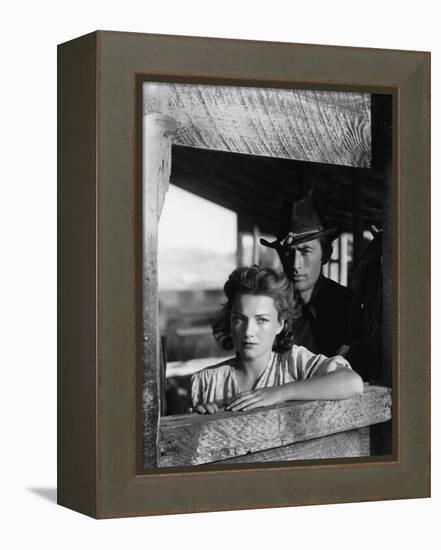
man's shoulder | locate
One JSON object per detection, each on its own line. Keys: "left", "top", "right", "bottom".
{"left": 319, "top": 275, "right": 353, "bottom": 299}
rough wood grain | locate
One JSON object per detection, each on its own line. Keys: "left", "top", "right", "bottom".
{"left": 144, "top": 83, "right": 371, "bottom": 168}
{"left": 159, "top": 386, "right": 391, "bottom": 467}
{"left": 218, "top": 427, "right": 370, "bottom": 464}
{"left": 142, "top": 114, "right": 177, "bottom": 467}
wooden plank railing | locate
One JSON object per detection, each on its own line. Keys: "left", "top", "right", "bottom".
{"left": 159, "top": 385, "right": 392, "bottom": 467}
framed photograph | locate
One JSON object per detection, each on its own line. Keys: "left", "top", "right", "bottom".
{"left": 58, "top": 31, "right": 430, "bottom": 518}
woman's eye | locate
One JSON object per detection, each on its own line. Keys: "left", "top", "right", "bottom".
{"left": 257, "top": 318, "right": 269, "bottom": 324}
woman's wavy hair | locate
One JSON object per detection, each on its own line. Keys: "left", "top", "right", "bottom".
{"left": 212, "top": 265, "right": 296, "bottom": 353}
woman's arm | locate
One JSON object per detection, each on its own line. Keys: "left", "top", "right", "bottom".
{"left": 280, "top": 367, "right": 363, "bottom": 400}
{"left": 226, "top": 366, "right": 363, "bottom": 412}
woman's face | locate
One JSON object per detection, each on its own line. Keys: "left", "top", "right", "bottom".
{"left": 230, "top": 293, "right": 283, "bottom": 361}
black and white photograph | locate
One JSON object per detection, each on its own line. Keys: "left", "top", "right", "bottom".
{"left": 141, "top": 82, "right": 393, "bottom": 468}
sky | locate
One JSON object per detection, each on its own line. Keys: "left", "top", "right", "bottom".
{"left": 158, "top": 184, "right": 237, "bottom": 254}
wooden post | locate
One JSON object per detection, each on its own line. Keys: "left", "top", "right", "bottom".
{"left": 237, "top": 214, "right": 253, "bottom": 267}
{"left": 352, "top": 175, "right": 364, "bottom": 266}
{"left": 252, "top": 225, "right": 260, "bottom": 264}
{"left": 142, "top": 113, "right": 176, "bottom": 467}
{"left": 236, "top": 229, "right": 244, "bottom": 267}
{"left": 382, "top": 162, "right": 393, "bottom": 388}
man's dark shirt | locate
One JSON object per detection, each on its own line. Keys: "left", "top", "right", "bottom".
{"left": 293, "top": 274, "right": 382, "bottom": 382}
{"left": 292, "top": 275, "right": 353, "bottom": 358}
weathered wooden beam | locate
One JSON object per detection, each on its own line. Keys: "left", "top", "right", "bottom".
{"left": 144, "top": 83, "right": 371, "bottom": 168}
{"left": 218, "top": 427, "right": 371, "bottom": 464}
{"left": 159, "top": 385, "right": 391, "bottom": 467}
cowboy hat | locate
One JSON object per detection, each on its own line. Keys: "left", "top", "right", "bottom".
{"left": 260, "top": 193, "right": 340, "bottom": 249}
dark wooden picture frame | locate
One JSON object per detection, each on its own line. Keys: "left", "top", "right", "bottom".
{"left": 58, "top": 31, "right": 430, "bottom": 518}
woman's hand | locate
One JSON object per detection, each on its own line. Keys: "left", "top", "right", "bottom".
{"left": 193, "top": 402, "right": 220, "bottom": 414}
{"left": 226, "top": 386, "right": 286, "bottom": 412}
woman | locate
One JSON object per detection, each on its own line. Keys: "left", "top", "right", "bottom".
{"left": 191, "top": 266, "right": 363, "bottom": 414}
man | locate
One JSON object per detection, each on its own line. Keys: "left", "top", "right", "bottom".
{"left": 260, "top": 194, "right": 353, "bottom": 358}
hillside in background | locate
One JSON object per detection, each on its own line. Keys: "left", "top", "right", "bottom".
{"left": 158, "top": 247, "right": 236, "bottom": 290}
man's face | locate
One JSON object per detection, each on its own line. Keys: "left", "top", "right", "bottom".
{"left": 278, "top": 238, "right": 323, "bottom": 296}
